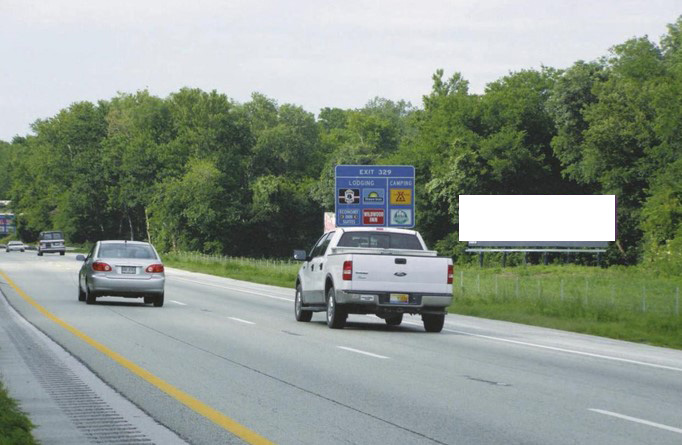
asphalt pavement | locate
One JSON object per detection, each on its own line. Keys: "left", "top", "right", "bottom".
{"left": 1, "top": 251, "right": 681, "bottom": 444}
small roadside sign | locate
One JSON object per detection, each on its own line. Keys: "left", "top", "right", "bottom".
{"left": 335, "top": 165, "right": 415, "bottom": 228}
{"left": 324, "top": 212, "right": 336, "bottom": 233}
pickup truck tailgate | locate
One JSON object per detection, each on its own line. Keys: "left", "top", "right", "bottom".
{"left": 349, "top": 254, "right": 451, "bottom": 294}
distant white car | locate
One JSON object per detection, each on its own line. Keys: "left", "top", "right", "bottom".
{"left": 6, "top": 241, "right": 25, "bottom": 252}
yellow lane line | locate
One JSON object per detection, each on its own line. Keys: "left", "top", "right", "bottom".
{"left": 0, "top": 269, "right": 275, "bottom": 445}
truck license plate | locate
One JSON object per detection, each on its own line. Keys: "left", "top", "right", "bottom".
{"left": 121, "top": 266, "right": 136, "bottom": 274}
{"left": 389, "top": 293, "right": 409, "bottom": 304}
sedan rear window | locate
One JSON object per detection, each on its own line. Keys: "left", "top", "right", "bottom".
{"left": 98, "top": 243, "right": 157, "bottom": 259}
{"left": 337, "top": 232, "right": 424, "bottom": 250}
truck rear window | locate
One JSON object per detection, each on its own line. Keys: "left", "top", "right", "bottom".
{"left": 337, "top": 232, "right": 423, "bottom": 250}
{"left": 41, "top": 231, "right": 63, "bottom": 240}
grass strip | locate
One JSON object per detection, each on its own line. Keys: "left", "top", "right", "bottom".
{"left": 0, "top": 380, "right": 37, "bottom": 445}
{"left": 451, "top": 265, "right": 682, "bottom": 349}
{"left": 163, "top": 252, "right": 299, "bottom": 288}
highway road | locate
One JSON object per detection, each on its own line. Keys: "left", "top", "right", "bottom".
{"left": 1, "top": 251, "right": 681, "bottom": 444}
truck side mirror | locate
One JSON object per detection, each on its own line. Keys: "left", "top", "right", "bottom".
{"left": 292, "top": 250, "right": 308, "bottom": 261}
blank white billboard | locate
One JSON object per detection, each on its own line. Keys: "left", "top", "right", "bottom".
{"left": 458, "top": 195, "right": 616, "bottom": 242}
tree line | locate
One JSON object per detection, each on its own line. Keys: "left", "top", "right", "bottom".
{"left": 1, "top": 17, "right": 680, "bottom": 272}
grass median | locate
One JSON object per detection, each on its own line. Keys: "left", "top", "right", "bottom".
{"left": 161, "top": 252, "right": 682, "bottom": 349}
{"left": 0, "top": 380, "right": 37, "bottom": 445}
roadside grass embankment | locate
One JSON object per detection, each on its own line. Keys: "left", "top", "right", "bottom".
{"left": 163, "top": 252, "right": 299, "bottom": 288}
{"left": 161, "top": 252, "right": 682, "bottom": 350}
{"left": 0, "top": 380, "right": 37, "bottom": 445}
{"left": 451, "top": 265, "right": 682, "bottom": 349}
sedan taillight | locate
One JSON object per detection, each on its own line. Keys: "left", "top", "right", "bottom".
{"left": 92, "top": 261, "right": 112, "bottom": 272}
{"left": 145, "top": 264, "right": 164, "bottom": 273}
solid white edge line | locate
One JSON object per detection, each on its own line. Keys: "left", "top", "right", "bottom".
{"left": 338, "top": 346, "right": 389, "bottom": 359}
{"left": 228, "top": 317, "right": 256, "bottom": 325}
{"left": 589, "top": 409, "right": 682, "bottom": 434}
{"left": 440, "top": 327, "right": 682, "bottom": 373}
{"left": 170, "top": 276, "right": 293, "bottom": 302}
{"left": 169, "top": 300, "right": 187, "bottom": 306}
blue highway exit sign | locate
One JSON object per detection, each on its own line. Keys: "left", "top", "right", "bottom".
{"left": 334, "top": 165, "right": 415, "bottom": 228}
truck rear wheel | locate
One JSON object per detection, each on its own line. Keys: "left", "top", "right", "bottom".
{"left": 295, "top": 285, "right": 313, "bottom": 322}
{"left": 385, "top": 314, "right": 403, "bottom": 326}
{"left": 422, "top": 314, "right": 445, "bottom": 333}
{"left": 326, "top": 287, "right": 347, "bottom": 329}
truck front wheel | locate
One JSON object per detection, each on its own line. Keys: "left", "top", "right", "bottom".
{"left": 422, "top": 314, "right": 445, "bottom": 333}
{"left": 295, "top": 285, "right": 313, "bottom": 322}
{"left": 326, "top": 287, "right": 347, "bottom": 329}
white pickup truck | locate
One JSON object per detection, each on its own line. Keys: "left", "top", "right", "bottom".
{"left": 293, "top": 227, "right": 453, "bottom": 332}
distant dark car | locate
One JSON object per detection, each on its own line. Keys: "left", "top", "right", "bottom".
{"left": 6, "top": 241, "right": 25, "bottom": 252}
{"left": 77, "top": 240, "right": 165, "bottom": 306}
{"left": 38, "top": 231, "right": 65, "bottom": 256}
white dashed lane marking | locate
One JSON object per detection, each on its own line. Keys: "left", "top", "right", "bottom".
{"left": 338, "top": 346, "right": 389, "bottom": 359}
{"left": 589, "top": 409, "right": 682, "bottom": 434}
{"left": 228, "top": 317, "right": 255, "bottom": 325}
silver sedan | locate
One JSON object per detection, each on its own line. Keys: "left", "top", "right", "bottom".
{"left": 77, "top": 240, "right": 165, "bottom": 306}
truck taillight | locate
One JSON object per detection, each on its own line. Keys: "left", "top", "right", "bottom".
{"left": 343, "top": 260, "right": 353, "bottom": 281}
{"left": 92, "top": 261, "right": 112, "bottom": 272}
{"left": 447, "top": 264, "right": 453, "bottom": 284}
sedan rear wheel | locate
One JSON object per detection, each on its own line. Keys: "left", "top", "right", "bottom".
{"left": 153, "top": 293, "right": 164, "bottom": 307}
{"left": 85, "top": 286, "right": 97, "bottom": 305}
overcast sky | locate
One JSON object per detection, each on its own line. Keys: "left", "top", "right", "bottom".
{"left": 1, "top": 0, "right": 680, "bottom": 141}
